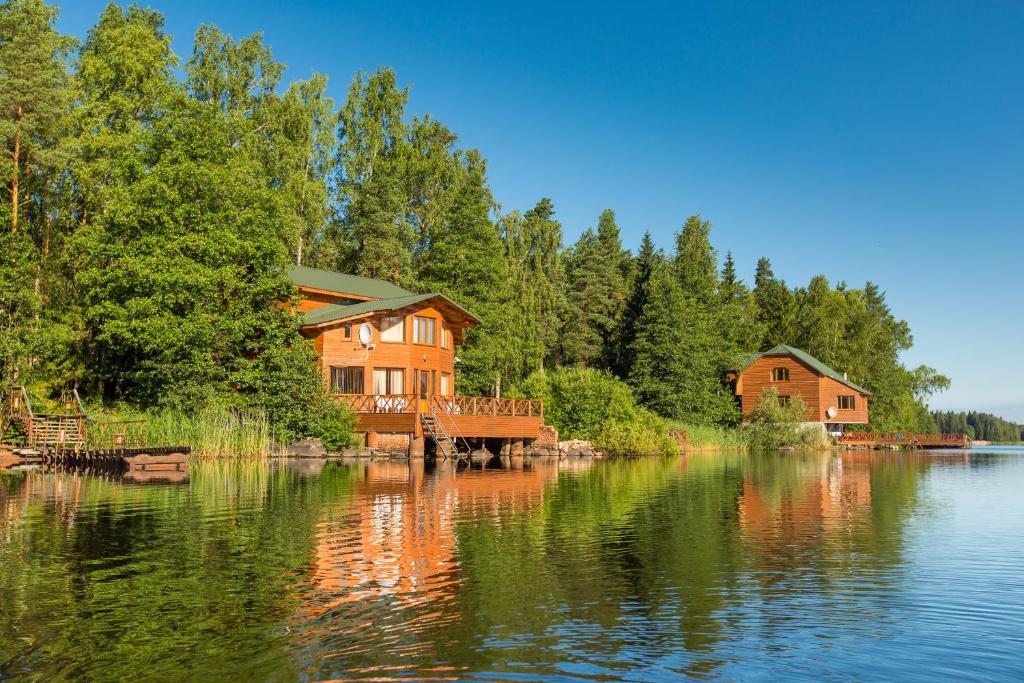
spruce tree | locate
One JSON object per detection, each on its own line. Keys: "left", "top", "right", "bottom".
{"left": 673, "top": 214, "right": 718, "bottom": 304}
{"left": 628, "top": 264, "right": 738, "bottom": 424}
{"left": 615, "top": 231, "right": 660, "bottom": 378}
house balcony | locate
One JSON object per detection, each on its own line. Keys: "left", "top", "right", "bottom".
{"left": 334, "top": 394, "right": 545, "bottom": 440}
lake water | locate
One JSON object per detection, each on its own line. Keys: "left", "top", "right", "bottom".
{"left": 2, "top": 448, "right": 1023, "bottom": 681}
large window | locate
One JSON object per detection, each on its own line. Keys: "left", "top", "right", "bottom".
{"left": 771, "top": 367, "right": 790, "bottom": 382}
{"left": 838, "top": 395, "right": 856, "bottom": 410}
{"left": 380, "top": 316, "right": 405, "bottom": 343}
{"left": 414, "top": 316, "right": 436, "bottom": 345}
{"left": 330, "top": 366, "right": 364, "bottom": 394}
{"left": 440, "top": 372, "right": 451, "bottom": 396}
{"left": 373, "top": 368, "right": 405, "bottom": 395}
{"left": 441, "top": 324, "right": 450, "bottom": 349}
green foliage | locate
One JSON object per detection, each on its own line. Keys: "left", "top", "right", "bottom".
{"left": 665, "top": 420, "right": 750, "bottom": 450}
{"left": 628, "top": 263, "right": 738, "bottom": 425}
{"left": 743, "top": 387, "right": 810, "bottom": 450}
{"left": 0, "top": 0, "right": 951, "bottom": 454}
{"left": 520, "top": 366, "right": 677, "bottom": 455}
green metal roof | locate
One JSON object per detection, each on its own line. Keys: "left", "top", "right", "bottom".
{"left": 300, "top": 292, "right": 479, "bottom": 326}
{"left": 735, "top": 344, "right": 872, "bottom": 395}
{"left": 288, "top": 265, "right": 412, "bottom": 299}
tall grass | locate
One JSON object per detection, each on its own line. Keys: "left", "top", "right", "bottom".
{"left": 88, "top": 405, "right": 278, "bottom": 459}
{"left": 665, "top": 421, "right": 750, "bottom": 451}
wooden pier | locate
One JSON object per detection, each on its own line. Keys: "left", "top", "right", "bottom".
{"left": 2, "top": 385, "right": 190, "bottom": 475}
{"left": 838, "top": 432, "right": 970, "bottom": 449}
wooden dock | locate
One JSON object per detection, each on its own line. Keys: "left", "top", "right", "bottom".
{"left": 838, "top": 432, "right": 970, "bottom": 449}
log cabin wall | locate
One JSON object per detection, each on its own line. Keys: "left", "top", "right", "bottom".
{"left": 819, "top": 376, "right": 869, "bottom": 424}
{"left": 740, "top": 356, "right": 823, "bottom": 421}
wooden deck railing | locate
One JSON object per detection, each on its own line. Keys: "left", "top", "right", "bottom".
{"left": 335, "top": 394, "right": 417, "bottom": 414}
{"left": 334, "top": 393, "right": 543, "bottom": 418}
{"left": 429, "top": 395, "right": 543, "bottom": 418}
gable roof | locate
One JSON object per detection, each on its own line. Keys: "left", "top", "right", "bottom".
{"left": 288, "top": 265, "right": 412, "bottom": 300}
{"left": 735, "top": 344, "right": 872, "bottom": 395}
{"left": 300, "top": 292, "right": 480, "bottom": 327}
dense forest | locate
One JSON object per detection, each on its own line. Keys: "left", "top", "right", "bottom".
{"left": 932, "top": 411, "right": 1023, "bottom": 443}
{"left": 1, "top": 0, "right": 951, "bottom": 441}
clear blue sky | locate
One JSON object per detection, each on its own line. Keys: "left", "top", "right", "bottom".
{"left": 57, "top": 1, "right": 1024, "bottom": 421}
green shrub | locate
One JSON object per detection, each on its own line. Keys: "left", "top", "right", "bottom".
{"left": 665, "top": 421, "right": 749, "bottom": 450}
{"left": 520, "top": 367, "right": 678, "bottom": 455}
{"left": 742, "top": 386, "right": 809, "bottom": 450}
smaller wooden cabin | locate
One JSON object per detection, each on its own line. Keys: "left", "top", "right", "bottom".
{"left": 290, "top": 265, "right": 544, "bottom": 454}
{"left": 729, "top": 344, "right": 870, "bottom": 432}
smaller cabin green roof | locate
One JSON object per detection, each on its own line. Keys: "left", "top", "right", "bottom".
{"left": 288, "top": 265, "right": 412, "bottom": 299}
{"left": 300, "top": 292, "right": 479, "bottom": 327}
{"left": 735, "top": 344, "right": 872, "bottom": 395}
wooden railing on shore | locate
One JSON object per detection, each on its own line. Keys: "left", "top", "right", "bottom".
{"left": 839, "top": 432, "right": 970, "bottom": 448}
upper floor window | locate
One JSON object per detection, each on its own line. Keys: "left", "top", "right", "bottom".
{"left": 414, "top": 316, "right": 436, "bottom": 345}
{"left": 343, "top": 323, "right": 351, "bottom": 340}
{"left": 330, "top": 366, "right": 364, "bottom": 394}
{"left": 771, "top": 367, "right": 790, "bottom": 382}
{"left": 441, "top": 324, "right": 450, "bottom": 349}
{"left": 838, "top": 395, "right": 856, "bottom": 410}
{"left": 380, "top": 315, "right": 405, "bottom": 343}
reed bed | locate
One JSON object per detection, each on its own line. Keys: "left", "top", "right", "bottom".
{"left": 666, "top": 422, "right": 750, "bottom": 451}
{"left": 88, "top": 405, "right": 279, "bottom": 459}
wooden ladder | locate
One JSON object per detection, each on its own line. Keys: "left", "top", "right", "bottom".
{"left": 421, "top": 412, "right": 463, "bottom": 461}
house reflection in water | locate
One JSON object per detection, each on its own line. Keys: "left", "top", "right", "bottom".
{"left": 293, "top": 456, "right": 584, "bottom": 663}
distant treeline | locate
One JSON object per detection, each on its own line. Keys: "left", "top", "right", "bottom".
{"left": 1, "top": 0, "right": 949, "bottom": 438}
{"left": 932, "top": 411, "right": 1023, "bottom": 443}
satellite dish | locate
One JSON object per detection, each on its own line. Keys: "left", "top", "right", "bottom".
{"left": 358, "top": 323, "right": 373, "bottom": 346}
{"left": 826, "top": 406, "right": 838, "bottom": 419}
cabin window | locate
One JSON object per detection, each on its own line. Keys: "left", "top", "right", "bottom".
{"left": 330, "top": 366, "right": 364, "bottom": 394}
{"left": 413, "top": 316, "right": 436, "bottom": 345}
{"left": 838, "top": 395, "right": 856, "bottom": 410}
{"left": 343, "top": 323, "right": 351, "bottom": 340}
{"left": 440, "top": 372, "right": 451, "bottom": 396}
{"left": 379, "top": 316, "right": 405, "bottom": 343}
{"left": 373, "top": 368, "right": 405, "bottom": 395}
{"left": 771, "top": 367, "right": 790, "bottom": 382}
{"left": 441, "top": 324, "right": 450, "bottom": 349}
{"left": 778, "top": 395, "right": 791, "bottom": 406}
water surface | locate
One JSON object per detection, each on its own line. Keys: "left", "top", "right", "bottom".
{"left": 2, "top": 449, "right": 1023, "bottom": 681}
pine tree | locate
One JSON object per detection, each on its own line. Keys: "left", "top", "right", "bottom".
{"left": 0, "top": 0, "right": 73, "bottom": 382}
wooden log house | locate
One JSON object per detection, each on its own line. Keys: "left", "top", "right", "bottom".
{"left": 728, "top": 344, "right": 871, "bottom": 434}
{"left": 290, "top": 266, "right": 545, "bottom": 456}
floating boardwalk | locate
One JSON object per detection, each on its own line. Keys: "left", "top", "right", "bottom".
{"left": 838, "top": 432, "right": 970, "bottom": 450}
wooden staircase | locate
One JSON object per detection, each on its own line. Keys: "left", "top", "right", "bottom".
{"left": 421, "top": 412, "right": 463, "bottom": 461}
{"left": 2, "top": 385, "right": 88, "bottom": 450}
